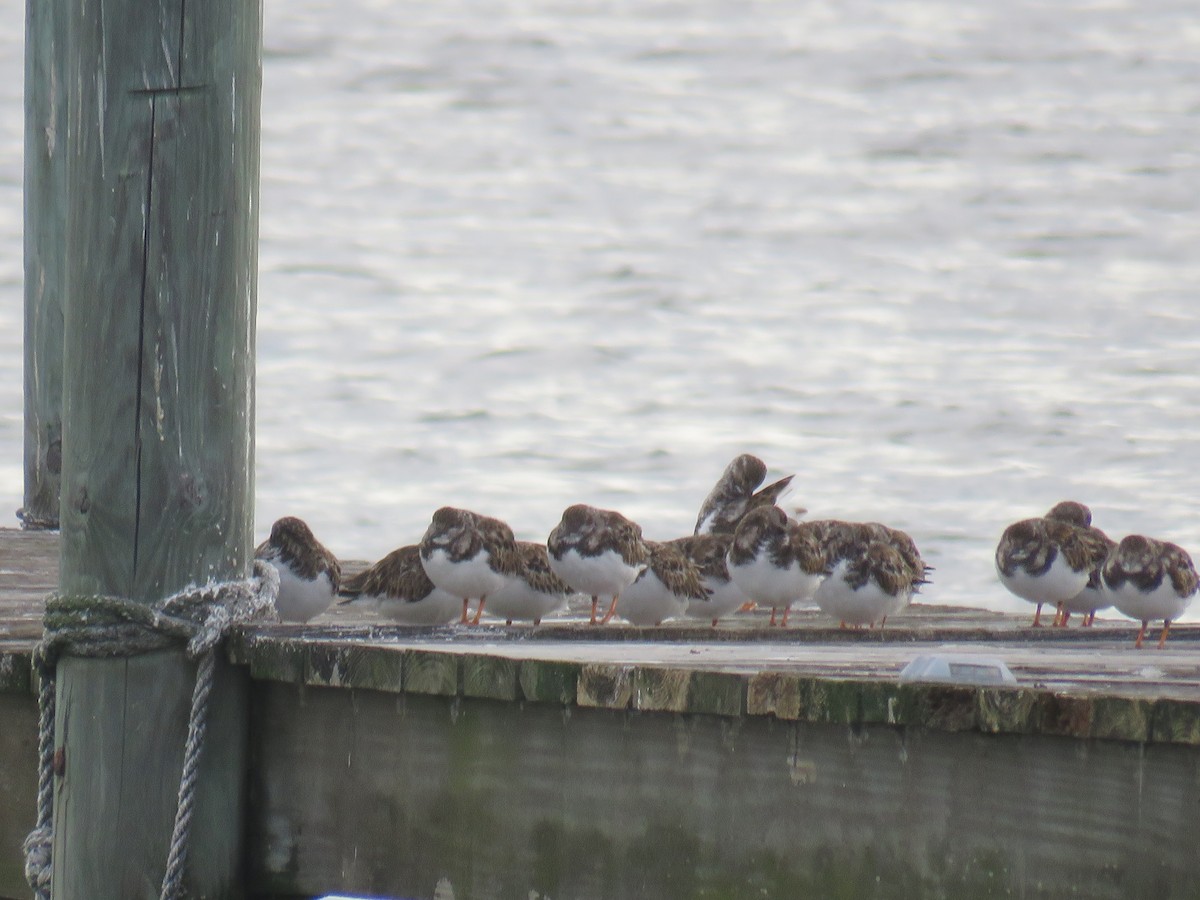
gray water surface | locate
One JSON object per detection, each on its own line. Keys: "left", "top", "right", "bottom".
{"left": 1, "top": 0, "right": 1198, "bottom": 617}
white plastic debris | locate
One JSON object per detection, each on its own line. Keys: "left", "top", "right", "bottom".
{"left": 898, "top": 654, "right": 1018, "bottom": 686}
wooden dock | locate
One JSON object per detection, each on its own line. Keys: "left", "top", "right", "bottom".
{"left": 3, "top": 527, "right": 1199, "bottom": 899}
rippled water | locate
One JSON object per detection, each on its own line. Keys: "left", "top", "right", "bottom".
{"left": 1, "top": 0, "right": 1199, "bottom": 617}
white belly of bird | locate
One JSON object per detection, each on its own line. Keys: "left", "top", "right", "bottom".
{"left": 1060, "top": 582, "right": 1111, "bottom": 615}
{"left": 548, "top": 548, "right": 642, "bottom": 599}
{"left": 997, "top": 555, "right": 1087, "bottom": 606}
{"left": 421, "top": 548, "right": 506, "bottom": 599}
{"left": 370, "top": 588, "right": 462, "bottom": 625}
{"left": 619, "top": 570, "right": 690, "bottom": 626}
{"left": 815, "top": 562, "right": 906, "bottom": 626}
{"left": 485, "top": 577, "right": 568, "bottom": 623}
{"left": 728, "top": 554, "right": 823, "bottom": 608}
{"left": 1107, "top": 581, "right": 1192, "bottom": 624}
{"left": 273, "top": 565, "right": 335, "bottom": 623}
{"left": 685, "top": 578, "right": 748, "bottom": 621}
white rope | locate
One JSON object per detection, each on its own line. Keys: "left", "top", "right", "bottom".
{"left": 23, "top": 560, "right": 279, "bottom": 900}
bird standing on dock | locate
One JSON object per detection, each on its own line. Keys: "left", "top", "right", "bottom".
{"left": 726, "top": 505, "right": 827, "bottom": 627}
{"left": 670, "top": 533, "right": 753, "bottom": 627}
{"left": 484, "top": 541, "right": 572, "bottom": 625}
{"left": 694, "top": 454, "right": 795, "bottom": 536}
{"left": 546, "top": 504, "right": 649, "bottom": 625}
{"left": 811, "top": 520, "right": 928, "bottom": 628}
{"left": 618, "top": 540, "right": 710, "bottom": 626}
{"left": 339, "top": 544, "right": 461, "bottom": 624}
{"left": 255, "top": 516, "right": 341, "bottom": 623}
{"left": 419, "top": 506, "right": 523, "bottom": 625}
{"left": 995, "top": 502, "right": 1108, "bottom": 627}
{"left": 1045, "top": 502, "right": 1115, "bottom": 627}
{"left": 1102, "top": 534, "right": 1198, "bottom": 649}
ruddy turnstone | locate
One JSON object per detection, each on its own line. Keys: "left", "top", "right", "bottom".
{"left": 339, "top": 544, "right": 461, "bottom": 625}
{"left": 1102, "top": 534, "right": 1198, "bottom": 648}
{"left": 995, "top": 502, "right": 1108, "bottom": 627}
{"left": 618, "top": 540, "right": 710, "bottom": 626}
{"left": 694, "top": 454, "right": 795, "bottom": 536}
{"left": 546, "top": 504, "right": 649, "bottom": 625}
{"left": 1043, "top": 502, "right": 1115, "bottom": 627}
{"left": 727, "top": 505, "right": 827, "bottom": 627}
{"left": 811, "top": 520, "right": 927, "bottom": 628}
{"left": 484, "top": 541, "right": 572, "bottom": 626}
{"left": 670, "top": 533, "right": 752, "bottom": 627}
{"left": 255, "top": 516, "right": 341, "bottom": 623}
{"left": 419, "top": 506, "right": 523, "bottom": 625}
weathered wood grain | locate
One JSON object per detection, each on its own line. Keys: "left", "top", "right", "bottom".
{"left": 46, "top": 0, "right": 262, "bottom": 893}
{"left": 21, "top": 0, "right": 67, "bottom": 530}
{"left": 247, "top": 682, "right": 1200, "bottom": 900}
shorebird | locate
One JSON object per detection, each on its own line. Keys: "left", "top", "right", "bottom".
{"left": 694, "top": 454, "right": 795, "bottom": 536}
{"left": 726, "top": 505, "right": 827, "bottom": 627}
{"left": 419, "top": 506, "right": 523, "bottom": 625}
{"left": 255, "top": 516, "right": 341, "bottom": 623}
{"left": 670, "top": 533, "right": 752, "bottom": 627}
{"left": 618, "top": 539, "right": 710, "bottom": 626}
{"left": 811, "top": 520, "right": 928, "bottom": 628}
{"left": 995, "top": 502, "right": 1108, "bottom": 627}
{"left": 1102, "top": 534, "right": 1198, "bottom": 649}
{"left": 1045, "top": 502, "right": 1115, "bottom": 627}
{"left": 339, "top": 544, "right": 460, "bottom": 625}
{"left": 546, "top": 504, "right": 648, "bottom": 625}
{"left": 484, "top": 541, "right": 572, "bottom": 626}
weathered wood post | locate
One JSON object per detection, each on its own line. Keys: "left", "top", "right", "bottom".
{"left": 48, "top": 0, "right": 262, "bottom": 896}
{"left": 21, "top": 0, "right": 67, "bottom": 530}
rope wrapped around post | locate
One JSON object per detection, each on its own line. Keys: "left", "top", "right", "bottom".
{"left": 23, "top": 560, "right": 280, "bottom": 900}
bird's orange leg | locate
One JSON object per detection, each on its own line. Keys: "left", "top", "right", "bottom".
{"left": 599, "top": 594, "right": 620, "bottom": 625}
{"left": 769, "top": 607, "right": 778, "bottom": 627}
{"left": 459, "top": 598, "right": 470, "bottom": 624}
{"left": 1083, "top": 611, "right": 1095, "bottom": 627}
{"left": 589, "top": 596, "right": 599, "bottom": 625}
{"left": 1031, "top": 603, "right": 1043, "bottom": 627}
{"left": 1157, "top": 621, "right": 1172, "bottom": 650}
{"left": 1134, "top": 620, "right": 1148, "bottom": 649}
{"left": 780, "top": 607, "right": 791, "bottom": 628}
{"left": 711, "top": 617, "right": 719, "bottom": 628}
{"left": 470, "top": 596, "right": 488, "bottom": 626}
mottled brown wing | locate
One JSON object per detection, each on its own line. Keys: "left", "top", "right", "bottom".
{"left": 668, "top": 534, "right": 732, "bottom": 580}
{"left": 647, "top": 542, "right": 709, "bottom": 600}
{"left": 748, "top": 474, "right": 794, "bottom": 512}
{"left": 1164, "top": 542, "right": 1200, "bottom": 597}
{"left": 342, "top": 545, "right": 431, "bottom": 600}
{"left": 598, "top": 510, "right": 648, "bottom": 567}
{"left": 478, "top": 516, "right": 524, "bottom": 578}
{"left": 517, "top": 541, "right": 572, "bottom": 594}
{"left": 787, "top": 520, "right": 829, "bottom": 575}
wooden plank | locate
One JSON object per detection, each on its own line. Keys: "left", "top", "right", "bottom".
{"left": 247, "top": 682, "right": 1200, "bottom": 900}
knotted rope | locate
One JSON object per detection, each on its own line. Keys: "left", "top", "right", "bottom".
{"left": 23, "top": 560, "right": 279, "bottom": 900}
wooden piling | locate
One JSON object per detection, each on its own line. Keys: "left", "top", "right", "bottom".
{"left": 20, "top": 0, "right": 67, "bottom": 529}
{"left": 49, "top": 0, "right": 262, "bottom": 895}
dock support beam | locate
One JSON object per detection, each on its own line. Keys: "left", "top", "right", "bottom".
{"left": 21, "top": 0, "right": 67, "bottom": 530}
{"left": 49, "top": 0, "right": 262, "bottom": 896}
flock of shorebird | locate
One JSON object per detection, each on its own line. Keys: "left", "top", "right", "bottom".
{"left": 254, "top": 454, "right": 1198, "bottom": 648}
